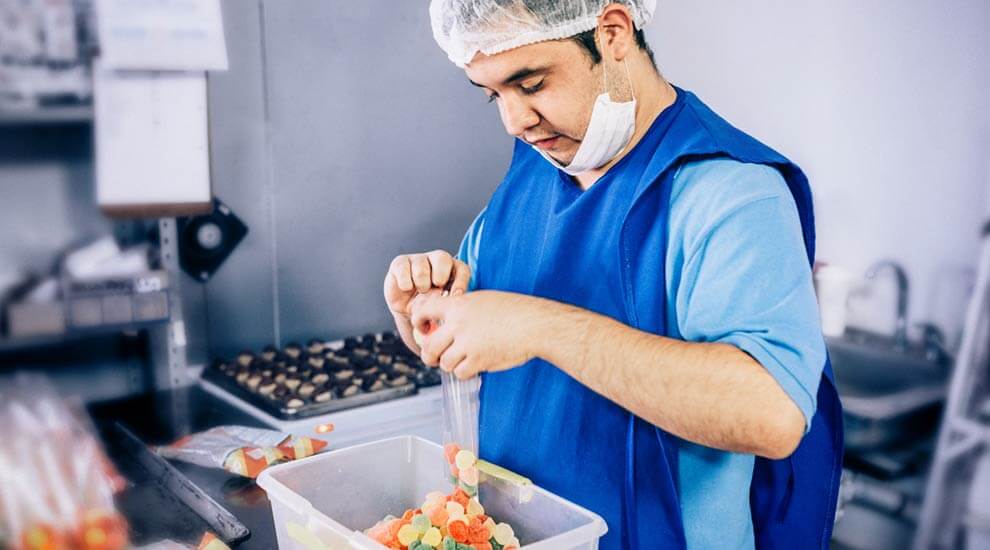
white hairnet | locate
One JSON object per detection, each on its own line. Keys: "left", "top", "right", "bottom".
{"left": 430, "top": 0, "right": 657, "bottom": 67}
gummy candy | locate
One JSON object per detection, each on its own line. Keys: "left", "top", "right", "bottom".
{"left": 445, "top": 501, "right": 465, "bottom": 520}
{"left": 422, "top": 527, "right": 443, "bottom": 547}
{"left": 398, "top": 524, "right": 421, "bottom": 546}
{"left": 447, "top": 518, "right": 469, "bottom": 543}
{"left": 451, "top": 488, "right": 471, "bottom": 508}
{"left": 412, "top": 514, "right": 432, "bottom": 533}
{"left": 365, "top": 487, "right": 520, "bottom": 550}
{"left": 444, "top": 443, "right": 461, "bottom": 464}
{"left": 454, "top": 450, "right": 476, "bottom": 471}
{"left": 466, "top": 497, "right": 484, "bottom": 517}
{"left": 459, "top": 466, "right": 479, "bottom": 487}
{"left": 492, "top": 523, "right": 514, "bottom": 546}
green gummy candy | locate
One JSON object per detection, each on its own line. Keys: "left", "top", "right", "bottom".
{"left": 412, "top": 514, "right": 431, "bottom": 533}
{"left": 442, "top": 536, "right": 458, "bottom": 550}
{"left": 407, "top": 542, "right": 423, "bottom": 550}
{"left": 455, "top": 544, "right": 475, "bottom": 550}
{"left": 460, "top": 481, "right": 478, "bottom": 496}
{"left": 489, "top": 539, "right": 505, "bottom": 550}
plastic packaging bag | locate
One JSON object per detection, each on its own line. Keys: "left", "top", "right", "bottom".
{"left": 157, "top": 425, "right": 331, "bottom": 479}
{"left": 0, "top": 374, "right": 128, "bottom": 550}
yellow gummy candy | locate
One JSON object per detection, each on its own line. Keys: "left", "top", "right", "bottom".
{"left": 466, "top": 497, "right": 484, "bottom": 517}
{"left": 493, "top": 523, "right": 515, "bottom": 546}
{"left": 422, "top": 526, "right": 442, "bottom": 547}
{"left": 483, "top": 517, "right": 497, "bottom": 532}
{"left": 445, "top": 501, "right": 465, "bottom": 519}
{"left": 454, "top": 449, "right": 476, "bottom": 471}
{"left": 425, "top": 491, "right": 446, "bottom": 504}
{"left": 398, "top": 524, "right": 421, "bottom": 546}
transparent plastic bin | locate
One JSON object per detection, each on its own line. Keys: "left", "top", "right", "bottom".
{"left": 257, "top": 436, "right": 607, "bottom": 549}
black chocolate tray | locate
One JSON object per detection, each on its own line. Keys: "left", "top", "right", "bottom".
{"left": 201, "top": 331, "right": 440, "bottom": 420}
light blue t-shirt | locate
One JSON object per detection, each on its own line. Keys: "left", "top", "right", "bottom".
{"left": 457, "top": 158, "right": 826, "bottom": 550}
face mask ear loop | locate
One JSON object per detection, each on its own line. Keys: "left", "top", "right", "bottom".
{"left": 596, "top": 27, "right": 612, "bottom": 100}
{"left": 597, "top": 26, "right": 636, "bottom": 103}
{"left": 623, "top": 56, "right": 636, "bottom": 103}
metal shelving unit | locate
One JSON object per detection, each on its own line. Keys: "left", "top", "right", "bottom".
{"left": 914, "top": 221, "right": 990, "bottom": 549}
{"left": 0, "top": 105, "right": 93, "bottom": 127}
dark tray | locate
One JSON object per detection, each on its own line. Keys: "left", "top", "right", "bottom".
{"left": 201, "top": 366, "right": 418, "bottom": 420}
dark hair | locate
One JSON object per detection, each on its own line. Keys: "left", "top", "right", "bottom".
{"left": 572, "top": 27, "right": 656, "bottom": 70}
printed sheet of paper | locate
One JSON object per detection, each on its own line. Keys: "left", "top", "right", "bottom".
{"left": 96, "top": 0, "right": 228, "bottom": 71}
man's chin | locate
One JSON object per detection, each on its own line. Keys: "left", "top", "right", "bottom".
{"left": 543, "top": 151, "right": 574, "bottom": 165}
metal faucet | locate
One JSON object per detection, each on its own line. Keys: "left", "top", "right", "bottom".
{"left": 865, "top": 260, "right": 909, "bottom": 349}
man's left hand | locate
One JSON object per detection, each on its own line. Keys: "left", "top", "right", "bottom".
{"left": 409, "top": 290, "right": 549, "bottom": 379}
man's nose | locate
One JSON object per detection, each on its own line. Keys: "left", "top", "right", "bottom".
{"left": 499, "top": 97, "right": 539, "bottom": 137}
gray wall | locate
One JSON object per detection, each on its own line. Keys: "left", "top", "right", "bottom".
{"left": 197, "top": 0, "right": 511, "bottom": 359}
{"left": 647, "top": 0, "right": 989, "bottom": 346}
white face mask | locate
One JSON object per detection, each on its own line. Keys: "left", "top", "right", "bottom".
{"left": 534, "top": 45, "right": 637, "bottom": 176}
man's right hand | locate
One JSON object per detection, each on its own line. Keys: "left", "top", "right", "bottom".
{"left": 384, "top": 250, "right": 471, "bottom": 320}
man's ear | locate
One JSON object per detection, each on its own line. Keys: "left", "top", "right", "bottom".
{"left": 597, "top": 3, "right": 636, "bottom": 61}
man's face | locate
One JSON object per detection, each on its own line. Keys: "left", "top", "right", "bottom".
{"left": 465, "top": 39, "right": 602, "bottom": 166}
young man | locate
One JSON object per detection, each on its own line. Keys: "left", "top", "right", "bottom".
{"left": 383, "top": 2, "right": 842, "bottom": 548}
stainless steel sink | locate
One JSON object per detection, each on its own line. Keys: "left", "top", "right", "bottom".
{"left": 827, "top": 328, "right": 951, "bottom": 451}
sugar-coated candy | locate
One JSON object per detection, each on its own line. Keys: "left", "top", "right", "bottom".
{"left": 422, "top": 526, "right": 443, "bottom": 547}
{"left": 412, "top": 513, "right": 432, "bottom": 533}
{"left": 447, "top": 518, "right": 469, "bottom": 542}
{"left": 398, "top": 523, "right": 421, "bottom": 546}
{"left": 482, "top": 516, "right": 496, "bottom": 529}
{"left": 460, "top": 465, "right": 480, "bottom": 487}
{"left": 444, "top": 443, "right": 461, "bottom": 464}
{"left": 365, "top": 486, "right": 521, "bottom": 550}
{"left": 459, "top": 482, "right": 478, "bottom": 497}
{"left": 492, "top": 523, "right": 515, "bottom": 546}
{"left": 445, "top": 501, "right": 465, "bottom": 519}
{"left": 427, "top": 504, "right": 449, "bottom": 527}
{"left": 466, "top": 497, "right": 484, "bottom": 517}
{"left": 454, "top": 449, "right": 476, "bottom": 471}
{"left": 451, "top": 488, "right": 470, "bottom": 508}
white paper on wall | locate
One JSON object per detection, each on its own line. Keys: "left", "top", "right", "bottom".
{"left": 96, "top": 0, "right": 228, "bottom": 71}
{"left": 94, "top": 62, "right": 212, "bottom": 216}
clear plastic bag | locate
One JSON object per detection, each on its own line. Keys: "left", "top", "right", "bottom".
{"left": 440, "top": 371, "right": 480, "bottom": 456}
{"left": 158, "top": 425, "right": 331, "bottom": 479}
{"left": 0, "top": 374, "right": 128, "bottom": 550}
{"left": 440, "top": 370, "right": 481, "bottom": 496}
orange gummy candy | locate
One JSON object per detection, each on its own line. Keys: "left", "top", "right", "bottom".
{"left": 386, "top": 518, "right": 407, "bottom": 541}
{"left": 451, "top": 488, "right": 470, "bottom": 508}
{"left": 471, "top": 543, "right": 493, "bottom": 550}
{"left": 428, "top": 506, "right": 449, "bottom": 527}
{"left": 467, "top": 525, "right": 491, "bottom": 544}
{"left": 444, "top": 443, "right": 461, "bottom": 464}
{"left": 448, "top": 519, "right": 469, "bottom": 543}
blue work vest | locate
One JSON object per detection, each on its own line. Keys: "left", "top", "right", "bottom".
{"left": 473, "top": 87, "right": 843, "bottom": 549}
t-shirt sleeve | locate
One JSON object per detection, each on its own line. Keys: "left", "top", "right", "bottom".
{"left": 456, "top": 208, "right": 486, "bottom": 291}
{"left": 669, "top": 161, "right": 826, "bottom": 431}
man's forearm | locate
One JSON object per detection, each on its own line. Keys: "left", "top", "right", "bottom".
{"left": 531, "top": 298, "right": 806, "bottom": 459}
